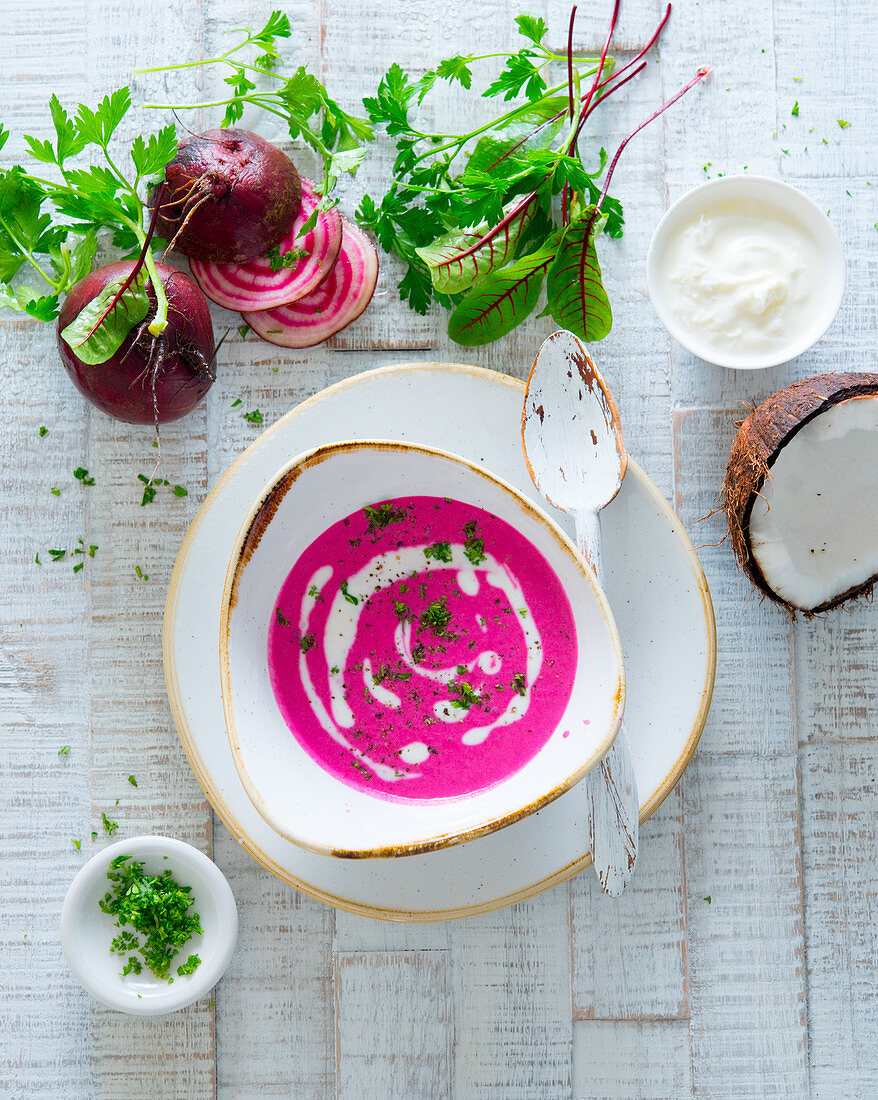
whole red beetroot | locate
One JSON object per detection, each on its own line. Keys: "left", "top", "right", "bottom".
{"left": 57, "top": 261, "right": 215, "bottom": 425}
{"left": 154, "top": 128, "right": 302, "bottom": 263}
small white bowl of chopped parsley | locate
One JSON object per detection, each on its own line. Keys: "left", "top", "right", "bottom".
{"left": 61, "top": 835, "right": 237, "bottom": 1016}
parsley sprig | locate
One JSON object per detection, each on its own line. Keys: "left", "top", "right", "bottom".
{"left": 0, "top": 88, "right": 176, "bottom": 335}
{"left": 137, "top": 11, "right": 372, "bottom": 202}
{"left": 357, "top": 7, "right": 709, "bottom": 345}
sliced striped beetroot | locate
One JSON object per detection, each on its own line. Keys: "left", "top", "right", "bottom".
{"left": 188, "top": 179, "right": 342, "bottom": 311}
{"left": 243, "top": 220, "right": 378, "bottom": 348}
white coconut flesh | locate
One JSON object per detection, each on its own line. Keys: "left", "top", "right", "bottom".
{"left": 748, "top": 395, "right": 878, "bottom": 609}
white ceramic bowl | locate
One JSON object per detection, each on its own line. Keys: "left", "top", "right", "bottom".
{"left": 646, "top": 175, "right": 845, "bottom": 369}
{"left": 220, "top": 440, "right": 626, "bottom": 859}
{"left": 61, "top": 836, "right": 238, "bottom": 1015}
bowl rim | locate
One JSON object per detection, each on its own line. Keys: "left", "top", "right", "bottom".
{"left": 219, "top": 438, "right": 626, "bottom": 859}
{"left": 646, "top": 173, "right": 846, "bottom": 370}
{"left": 60, "top": 834, "right": 238, "bottom": 1016}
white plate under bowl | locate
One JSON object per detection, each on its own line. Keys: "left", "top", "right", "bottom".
{"left": 222, "top": 440, "right": 625, "bottom": 858}
{"left": 164, "top": 363, "right": 716, "bottom": 921}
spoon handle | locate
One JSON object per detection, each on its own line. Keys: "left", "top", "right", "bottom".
{"left": 573, "top": 508, "right": 639, "bottom": 897}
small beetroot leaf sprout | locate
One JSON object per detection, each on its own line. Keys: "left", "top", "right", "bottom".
{"left": 357, "top": 3, "right": 710, "bottom": 345}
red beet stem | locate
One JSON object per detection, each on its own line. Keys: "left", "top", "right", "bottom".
{"left": 82, "top": 183, "right": 167, "bottom": 342}
{"left": 592, "top": 65, "right": 711, "bottom": 219}
{"left": 566, "top": 6, "right": 578, "bottom": 123}
{"left": 596, "top": 4, "right": 672, "bottom": 94}
{"left": 579, "top": 0, "right": 620, "bottom": 124}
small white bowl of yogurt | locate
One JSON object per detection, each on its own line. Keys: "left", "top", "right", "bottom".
{"left": 647, "top": 176, "right": 845, "bottom": 370}
{"left": 220, "top": 440, "right": 626, "bottom": 859}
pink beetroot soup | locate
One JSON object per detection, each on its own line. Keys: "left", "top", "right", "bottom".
{"left": 267, "top": 495, "right": 577, "bottom": 801}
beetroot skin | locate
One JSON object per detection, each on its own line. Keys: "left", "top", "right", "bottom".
{"left": 57, "top": 261, "right": 215, "bottom": 425}
{"left": 155, "top": 129, "right": 302, "bottom": 263}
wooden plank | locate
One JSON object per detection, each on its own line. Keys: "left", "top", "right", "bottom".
{"left": 673, "top": 407, "right": 795, "bottom": 755}
{"left": 213, "top": 852, "right": 334, "bottom": 1099}
{"left": 800, "top": 738, "right": 878, "bottom": 1097}
{"left": 335, "top": 951, "right": 453, "bottom": 1100}
{"left": 571, "top": 788, "right": 687, "bottom": 1021}
{"left": 573, "top": 1019, "right": 692, "bottom": 1098}
{"left": 0, "top": 2, "right": 95, "bottom": 1093}
{"left": 0, "top": 320, "right": 95, "bottom": 1097}
{"left": 450, "top": 887, "right": 573, "bottom": 1098}
{"left": 684, "top": 753, "right": 809, "bottom": 1099}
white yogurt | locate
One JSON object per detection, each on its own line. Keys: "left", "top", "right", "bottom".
{"left": 660, "top": 197, "right": 823, "bottom": 360}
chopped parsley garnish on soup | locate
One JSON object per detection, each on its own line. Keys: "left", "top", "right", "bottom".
{"left": 267, "top": 496, "right": 577, "bottom": 801}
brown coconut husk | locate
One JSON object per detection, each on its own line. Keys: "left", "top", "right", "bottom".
{"left": 722, "top": 372, "right": 878, "bottom": 615}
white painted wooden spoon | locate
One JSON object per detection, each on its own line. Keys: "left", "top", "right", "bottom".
{"left": 521, "top": 329, "right": 639, "bottom": 896}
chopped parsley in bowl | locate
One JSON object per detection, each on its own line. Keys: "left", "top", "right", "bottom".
{"left": 61, "top": 835, "right": 237, "bottom": 1015}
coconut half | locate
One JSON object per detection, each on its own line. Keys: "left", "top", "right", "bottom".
{"left": 723, "top": 372, "right": 878, "bottom": 614}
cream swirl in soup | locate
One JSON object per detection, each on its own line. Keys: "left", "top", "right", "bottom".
{"left": 267, "top": 495, "right": 577, "bottom": 800}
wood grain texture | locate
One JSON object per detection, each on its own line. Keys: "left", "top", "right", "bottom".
{"left": 800, "top": 739, "right": 878, "bottom": 1097}
{"left": 335, "top": 951, "right": 453, "bottom": 1099}
{"left": 683, "top": 753, "right": 809, "bottom": 1099}
{"left": 573, "top": 1018, "right": 693, "bottom": 1099}
{"left": 449, "top": 888, "right": 573, "bottom": 1099}
{"left": 572, "top": 788, "right": 687, "bottom": 1021}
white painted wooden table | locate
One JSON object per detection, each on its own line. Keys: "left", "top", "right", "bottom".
{"left": 2, "top": 0, "right": 876, "bottom": 1096}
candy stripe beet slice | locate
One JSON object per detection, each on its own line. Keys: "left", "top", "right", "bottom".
{"left": 189, "top": 180, "right": 343, "bottom": 311}
{"left": 242, "top": 220, "right": 378, "bottom": 348}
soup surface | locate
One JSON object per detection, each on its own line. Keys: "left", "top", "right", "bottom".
{"left": 267, "top": 495, "right": 578, "bottom": 800}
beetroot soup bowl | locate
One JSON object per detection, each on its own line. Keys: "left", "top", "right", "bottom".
{"left": 219, "top": 440, "right": 625, "bottom": 858}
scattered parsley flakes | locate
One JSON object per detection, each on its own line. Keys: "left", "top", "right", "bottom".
{"left": 231, "top": 398, "right": 242, "bottom": 407}
{"left": 243, "top": 408, "right": 263, "bottom": 424}
{"left": 364, "top": 502, "right": 406, "bottom": 528}
{"left": 134, "top": 565, "right": 148, "bottom": 581}
{"left": 38, "top": 426, "right": 48, "bottom": 437}
{"left": 704, "top": 895, "right": 712, "bottom": 904}
{"left": 50, "top": 487, "right": 60, "bottom": 497}
{"left": 34, "top": 553, "right": 41, "bottom": 565}
{"left": 101, "top": 811, "right": 119, "bottom": 835}
{"left": 172, "top": 485, "right": 188, "bottom": 497}
{"left": 265, "top": 244, "right": 309, "bottom": 271}
{"left": 48, "top": 548, "right": 66, "bottom": 562}
{"left": 838, "top": 119, "right": 851, "bottom": 129}
{"left": 72, "top": 838, "right": 81, "bottom": 849}
{"left": 340, "top": 580, "right": 359, "bottom": 605}
{"left": 58, "top": 745, "right": 71, "bottom": 756}
{"left": 511, "top": 673, "right": 527, "bottom": 696}
{"left": 237, "top": 325, "right": 249, "bottom": 340}
{"left": 421, "top": 597, "right": 451, "bottom": 636}
{"left": 423, "top": 541, "right": 452, "bottom": 562}
{"left": 138, "top": 474, "right": 157, "bottom": 506}
{"left": 101, "top": 855, "right": 203, "bottom": 981}
{"left": 448, "top": 679, "right": 482, "bottom": 710}
{"left": 791, "top": 101, "right": 799, "bottom": 117}
{"left": 128, "top": 775, "right": 138, "bottom": 787}
{"left": 299, "top": 633, "right": 316, "bottom": 653}
{"left": 275, "top": 607, "right": 290, "bottom": 626}
{"left": 73, "top": 466, "right": 95, "bottom": 486}
{"left": 463, "top": 535, "right": 486, "bottom": 566}
{"left": 330, "top": 665, "right": 340, "bottom": 675}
